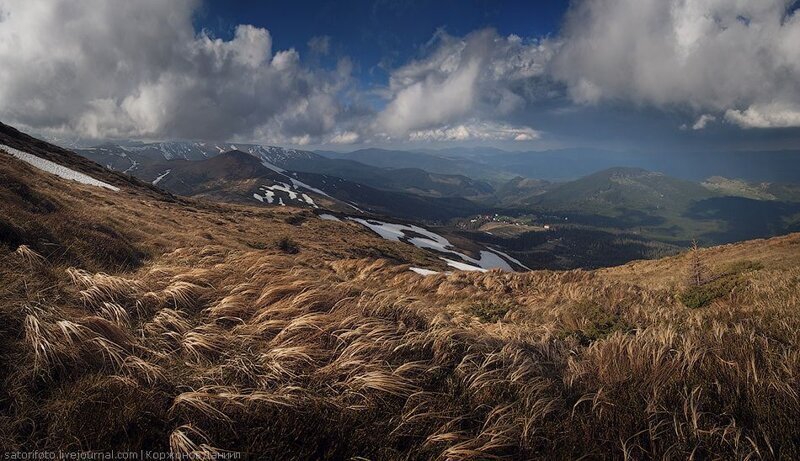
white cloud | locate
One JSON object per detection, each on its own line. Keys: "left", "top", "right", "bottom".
{"left": 725, "top": 103, "right": 800, "bottom": 129}
{"left": 329, "top": 131, "right": 360, "bottom": 144}
{"left": 375, "top": 29, "right": 553, "bottom": 139}
{"left": 378, "top": 58, "right": 480, "bottom": 136}
{"left": 407, "top": 121, "right": 540, "bottom": 142}
{"left": 552, "top": 0, "right": 800, "bottom": 128}
{"left": 0, "top": 0, "right": 349, "bottom": 142}
{"left": 2, "top": 0, "right": 796, "bottom": 147}
{"left": 692, "top": 114, "right": 716, "bottom": 130}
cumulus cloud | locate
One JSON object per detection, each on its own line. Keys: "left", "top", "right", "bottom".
{"left": 375, "top": 29, "right": 554, "bottom": 139}
{"left": 379, "top": 1, "right": 800, "bottom": 137}
{"left": 725, "top": 103, "right": 800, "bottom": 129}
{"left": 0, "top": 0, "right": 349, "bottom": 143}
{"left": 551, "top": 0, "right": 800, "bottom": 128}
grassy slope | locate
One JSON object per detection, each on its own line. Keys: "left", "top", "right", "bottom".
{"left": 2, "top": 145, "right": 800, "bottom": 458}
{"left": 599, "top": 232, "right": 800, "bottom": 289}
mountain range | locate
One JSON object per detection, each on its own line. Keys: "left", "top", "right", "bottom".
{"left": 61, "top": 136, "right": 800, "bottom": 270}
{"left": 422, "top": 146, "right": 800, "bottom": 182}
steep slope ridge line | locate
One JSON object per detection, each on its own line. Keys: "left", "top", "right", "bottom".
{"left": 1, "top": 143, "right": 119, "bottom": 191}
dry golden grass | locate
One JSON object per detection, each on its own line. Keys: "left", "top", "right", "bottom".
{"left": 2, "top": 152, "right": 800, "bottom": 458}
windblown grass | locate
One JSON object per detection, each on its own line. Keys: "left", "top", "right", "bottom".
{"left": 3, "top": 238, "right": 800, "bottom": 458}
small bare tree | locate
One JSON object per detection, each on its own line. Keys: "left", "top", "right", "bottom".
{"left": 687, "top": 239, "right": 707, "bottom": 287}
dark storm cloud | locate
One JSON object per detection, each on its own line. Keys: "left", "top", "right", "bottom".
{"left": 0, "top": 0, "right": 350, "bottom": 144}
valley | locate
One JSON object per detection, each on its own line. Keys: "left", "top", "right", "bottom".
{"left": 68, "top": 137, "right": 800, "bottom": 270}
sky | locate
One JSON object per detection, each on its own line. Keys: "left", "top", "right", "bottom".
{"left": 0, "top": 0, "right": 799, "bottom": 152}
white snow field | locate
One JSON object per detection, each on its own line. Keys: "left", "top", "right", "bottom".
{"left": 253, "top": 182, "right": 318, "bottom": 207}
{"left": 318, "top": 213, "right": 341, "bottom": 222}
{"left": 257, "top": 154, "right": 333, "bottom": 199}
{"left": 442, "top": 258, "right": 488, "bottom": 272}
{"left": 1, "top": 143, "right": 119, "bottom": 191}
{"left": 348, "top": 217, "right": 514, "bottom": 272}
{"left": 485, "top": 248, "right": 532, "bottom": 271}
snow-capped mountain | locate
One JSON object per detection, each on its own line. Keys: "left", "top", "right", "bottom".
{"left": 70, "top": 141, "right": 322, "bottom": 174}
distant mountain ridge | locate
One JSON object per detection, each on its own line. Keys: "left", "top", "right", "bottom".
{"left": 317, "top": 148, "right": 514, "bottom": 183}
{"left": 62, "top": 136, "right": 800, "bottom": 248}
{"left": 425, "top": 146, "right": 800, "bottom": 182}
{"left": 75, "top": 142, "right": 496, "bottom": 199}
{"left": 75, "top": 145, "right": 487, "bottom": 221}
{"left": 75, "top": 141, "right": 322, "bottom": 170}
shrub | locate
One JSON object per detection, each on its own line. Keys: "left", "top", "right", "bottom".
{"left": 284, "top": 214, "right": 307, "bottom": 226}
{"left": 561, "top": 301, "right": 633, "bottom": 345}
{"left": 723, "top": 260, "right": 764, "bottom": 275}
{"left": 679, "top": 259, "right": 760, "bottom": 308}
{"left": 465, "top": 301, "right": 515, "bottom": 323}
{"left": 275, "top": 236, "right": 299, "bottom": 254}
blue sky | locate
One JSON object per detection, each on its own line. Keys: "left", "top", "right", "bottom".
{"left": 196, "top": 0, "right": 569, "bottom": 90}
{"left": 193, "top": 0, "right": 800, "bottom": 151}
{"left": 1, "top": 0, "right": 799, "bottom": 151}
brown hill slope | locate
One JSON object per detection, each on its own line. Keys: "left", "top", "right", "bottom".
{"left": 1, "top": 130, "right": 800, "bottom": 459}
{"left": 600, "top": 232, "right": 800, "bottom": 289}
{"left": 0, "top": 121, "right": 168, "bottom": 196}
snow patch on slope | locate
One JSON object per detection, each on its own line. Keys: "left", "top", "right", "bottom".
{"left": 254, "top": 182, "right": 318, "bottom": 208}
{"left": 348, "top": 217, "right": 514, "bottom": 272}
{"left": 152, "top": 169, "right": 172, "bottom": 185}
{"left": 1, "top": 143, "right": 119, "bottom": 191}
{"left": 253, "top": 151, "right": 334, "bottom": 201}
{"left": 486, "top": 248, "right": 531, "bottom": 271}
{"left": 442, "top": 259, "right": 488, "bottom": 272}
{"left": 123, "top": 158, "right": 139, "bottom": 174}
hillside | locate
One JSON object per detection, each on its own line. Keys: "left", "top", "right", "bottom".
{"left": 2, "top": 125, "right": 800, "bottom": 459}
{"left": 515, "top": 167, "right": 800, "bottom": 245}
{"left": 277, "top": 155, "right": 494, "bottom": 198}
{"left": 599, "top": 232, "right": 800, "bottom": 289}
{"left": 703, "top": 176, "right": 800, "bottom": 202}
{"left": 532, "top": 167, "right": 715, "bottom": 213}
{"left": 1, "top": 123, "right": 165, "bottom": 196}
{"left": 140, "top": 150, "right": 283, "bottom": 191}
{"left": 129, "top": 150, "right": 353, "bottom": 211}
{"left": 318, "top": 148, "right": 514, "bottom": 183}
